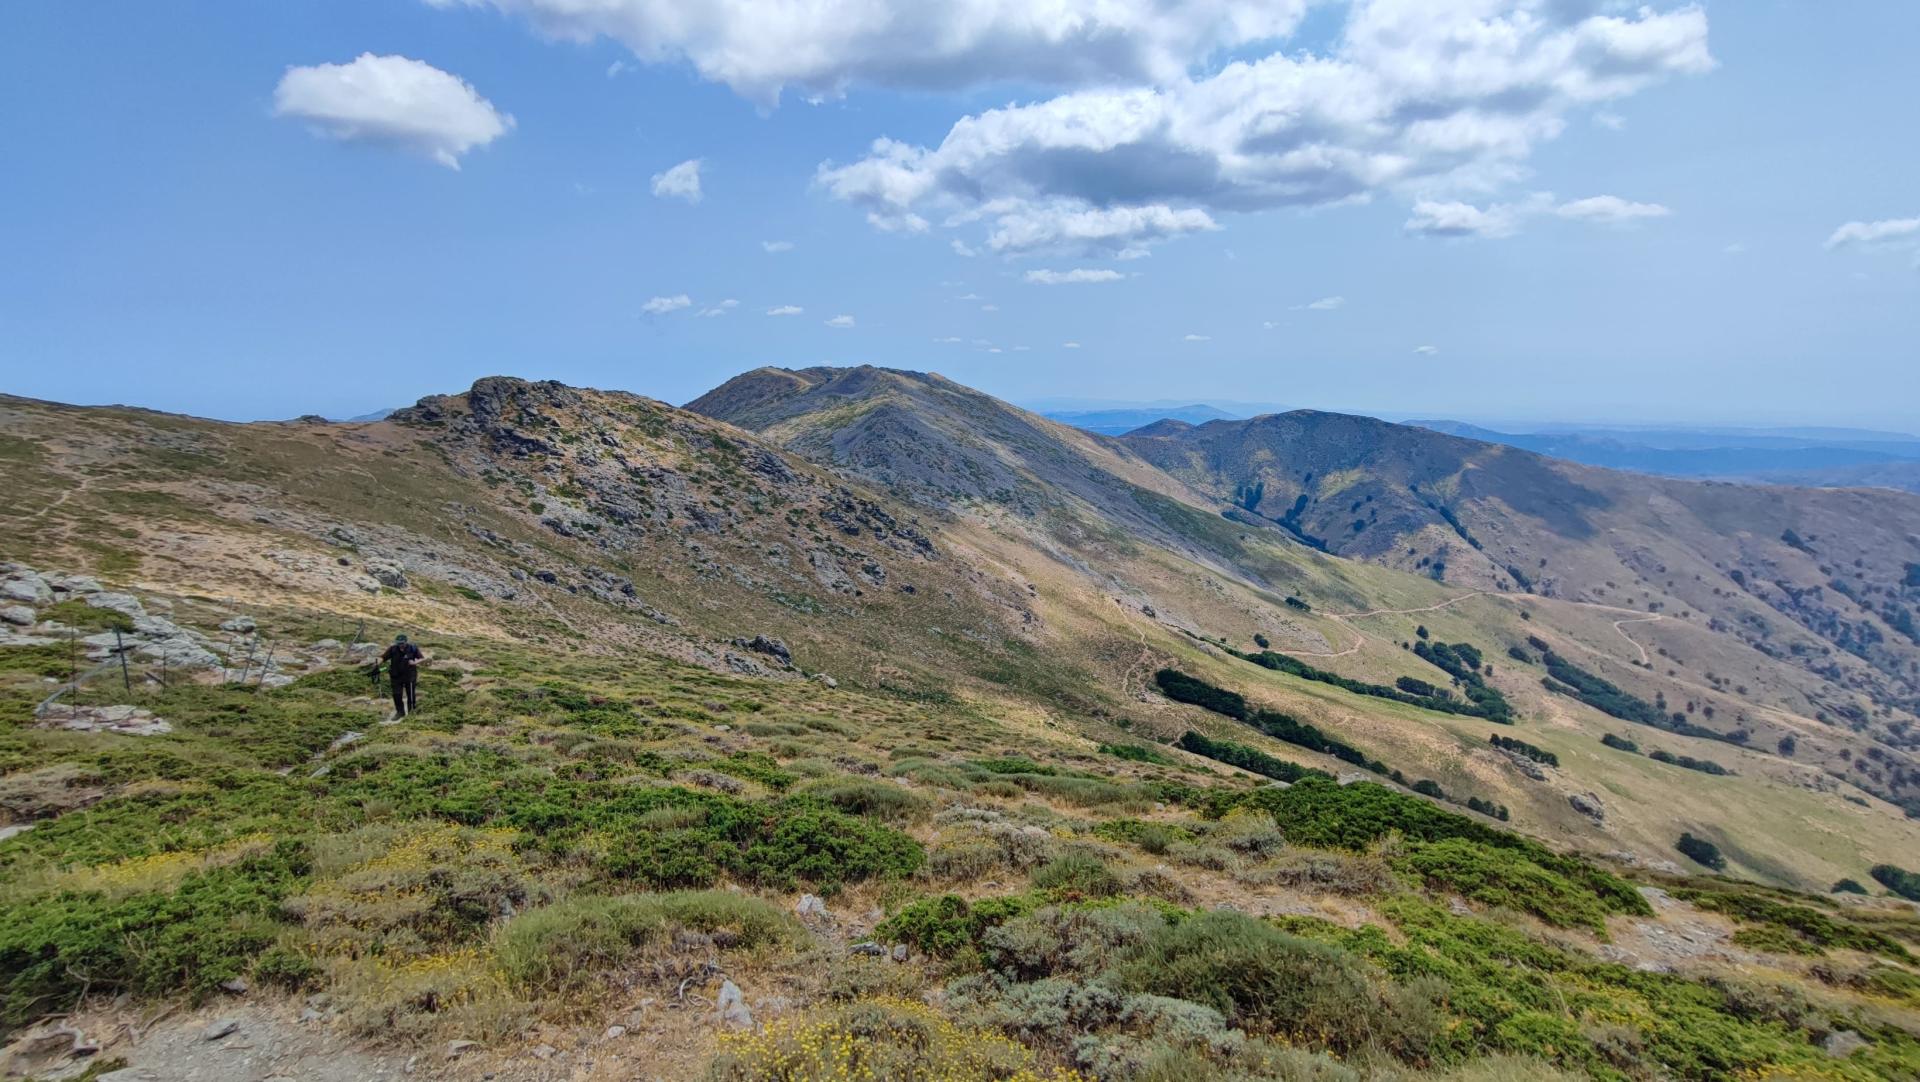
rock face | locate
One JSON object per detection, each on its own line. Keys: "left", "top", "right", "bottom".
{"left": 734, "top": 635, "right": 793, "bottom": 666}
{"left": 1569, "top": 792, "right": 1607, "bottom": 823}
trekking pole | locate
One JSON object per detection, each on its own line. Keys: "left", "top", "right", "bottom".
{"left": 256, "top": 641, "right": 276, "bottom": 687}
{"left": 114, "top": 629, "right": 131, "bottom": 694}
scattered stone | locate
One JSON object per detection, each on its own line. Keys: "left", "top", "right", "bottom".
{"left": 732, "top": 635, "right": 793, "bottom": 666}
{"left": 446, "top": 1039, "right": 481, "bottom": 1059}
{"left": 0, "top": 824, "right": 34, "bottom": 843}
{"left": 98, "top": 1069, "right": 163, "bottom": 1082}
{"left": 51, "top": 574, "right": 103, "bottom": 594}
{"left": 809, "top": 673, "right": 839, "bottom": 689}
{"left": 1823, "top": 1030, "right": 1868, "bottom": 1058}
{"left": 530, "top": 1044, "right": 557, "bottom": 1061}
{"left": 851, "top": 942, "right": 886, "bottom": 957}
{"left": 1, "top": 570, "right": 53, "bottom": 604}
{"left": 299, "top": 1008, "right": 324, "bottom": 1023}
{"left": 795, "top": 893, "right": 829, "bottom": 920}
{"left": 601, "top": 1025, "right": 627, "bottom": 1041}
{"left": 368, "top": 563, "right": 409, "bottom": 590}
{"left": 86, "top": 592, "right": 146, "bottom": 619}
{"left": 716, "top": 980, "right": 753, "bottom": 1030}
{"left": 221, "top": 976, "right": 250, "bottom": 994}
{"left": 328, "top": 731, "right": 365, "bottom": 754}
{"left": 891, "top": 944, "right": 909, "bottom": 962}
{"left": 38, "top": 704, "right": 172, "bottom": 737}
{"left": 203, "top": 1018, "right": 241, "bottom": 1041}
{"left": 0, "top": 606, "right": 34, "bottom": 627}
{"left": 220, "top": 616, "right": 258, "bottom": 633}
{"left": 1569, "top": 792, "right": 1606, "bottom": 823}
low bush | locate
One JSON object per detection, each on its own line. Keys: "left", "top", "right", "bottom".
{"left": 1118, "top": 910, "right": 1421, "bottom": 1055}
{"left": 795, "top": 777, "right": 931, "bottom": 823}
{"left": 1677, "top": 832, "right": 1727, "bottom": 872}
{"left": 1871, "top": 863, "right": 1920, "bottom": 902}
{"left": 706, "top": 997, "right": 1081, "bottom": 1082}
{"left": 878, "top": 893, "right": 1040, "bottom": 959}
{"left": 495, "top": 890, "right": 795, "bottom": 992}
{"left": 1030, "top": 850, "right": 1125, "bottom": 899}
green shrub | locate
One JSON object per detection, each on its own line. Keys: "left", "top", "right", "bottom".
{"left": 1398, "top": 838, "right": 1616, "bottom": 933}
{"left": 1870, "top": 863, "right": 1920, "bottom": 902}
{"left": 1030, "top": 851, "right": 1124, "bottom": 899}
{"left": 796, "top": 777, "right": 932, "bottom": 823}
{"left": 1677, "top": 833, "right": 1727, "bottom": 872}
{"left": 495, "top": 890, "right": 795, "bottom": 992}
{"left": 740, "top": 805, "right": 925, "bottom": 891}
{"left": 1118, "top": 910, "right": 1403, "bottom": 1053}
{"left": 878, "top": 893, "right": 1040, "bottom": 959}
{"left": 984, "top": 902, "right": 1170, "bottom": 981}
{"left": 0, "top": 840, "right": 308, "bottom": 1028}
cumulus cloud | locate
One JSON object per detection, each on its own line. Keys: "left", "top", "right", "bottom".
{"left": 1826, "top": 217, "right": 1920, "bottom": 249}
{"left": 1408, "top": 193, "right": 1671, "bottom": 238}
{"left": 651, "top": 159, "right": 703, "bottom": 202}
{"left": 825, "top": 314, "right": 856, "bottom": 327}
{"left": 766, "top": 305, "right": 804, "bottom": 316}
{"left": 1024, "top": 268, "right": 1124, "bottom": 285}
{"left": 273, "top": 53, "right": 512, "bottom": 169}
{"left": 1555, "top": 195, "right": 1671, "bottom": 224}
{"left": 641, "top": 294, "right": 692, "bottom": 314}
{"left": 421, "top": 0, "right": 1312, "bottom": 104}
{"left": 815, "top": 1, "right": 1711, "bottom": 255}
{"left": 1183, "top": 333, "right": 1211, "bottom": 342}
{"left": 761, "top": 240, "right": 795, "bottom": 253}
{"left": 1062, "top": 341, "right": 1082, "bottom": 349}
{"left": 699, "top": 299, "right": 739, "bottom": 316}
{"left": 1296, "top": 296, "right": 1344, "bottom": 311}
{"left": 1413, "top": 344, "right": 1439, "bottom": 355}
{"left": 933, "top": 336, "right": 963, "bottom": 343}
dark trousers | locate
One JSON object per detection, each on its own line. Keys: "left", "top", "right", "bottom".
{"left": 390, "top": 668, "right": 418, "bottom": 716}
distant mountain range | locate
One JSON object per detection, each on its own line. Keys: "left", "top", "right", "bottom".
{"left": 1409, "top": 420, "right": 1920, "bottom": 494}
{"left": 1033, "top": 401, "right": 1920, "bottom": 495}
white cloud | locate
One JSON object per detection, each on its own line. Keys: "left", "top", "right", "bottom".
{"left": 950, "top": 239, "right": 979, "bottom": 257}
{"left": 1413, "top": 344, "right": 1439, "bottom": 355}
{"left": 1409, "top": 193, "right": 1671, "bottom": 238}
{"left": 954, "top": 292, "right": 983, "bottom": 301}
{"left": 641, "top": 294, "right": 692, "bottom": 314}
{"left": 1062, "top": 341, "right": 1082, "bottom": 349}
{"left": 980, "top": 304, "right": 1000, "bottom": 312}
{"left": 933, "top": 336, "right": 963, "bottom": 343}
{"left": 1295, "top": 295, "right": 1344, "bottom": 311}
{"left": 1024, "top": 268, "right": 1124, "bottom": 285}
{"left": 815, "top": 2, "right": 1711, "bottom": 255}
{"left": 1826, "top": 217, "right": 1920, "bottom": 249}
{"left": 1723, "top": 242, "right": 1747, "bottom": 255}
{"left": 421, "top": 0, "right": 1312, "bottom": 105}
{"left": 1594, "top": 111, "right": 1626, "bottom": 130}
{"left": 1183, "top": 333, "right": 1211, "bottom": 342}
{"left": 651, "top": 159, "right": 703, "bottom": 202}
{"left": 766, "top": 304, "right": 804, "bottom": 316}
{"left": 699, "top": 299, "right": 739, "bottom": 317}
{"left": 761, "top": 240, "right": 795, "bottom": 253}
{"left": 1013, "top": 345, "right": 1031, "bottom": 351}
{"left": 825, "top": 314, "right": 856, "bottom": 328}
{"left": 1554, "top": 195, "right": 1671, "bottom": 225}
{"left": 273, "top": 53, "right": 512, "bottom": 169}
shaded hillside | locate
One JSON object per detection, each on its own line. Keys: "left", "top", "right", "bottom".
{"left": 1124, "top": 410, "right": 1920, "bottom": 801}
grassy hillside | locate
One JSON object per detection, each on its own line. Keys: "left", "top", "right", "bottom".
{"left": 3, "top": 376, "right": 1918, "bottom": 1079}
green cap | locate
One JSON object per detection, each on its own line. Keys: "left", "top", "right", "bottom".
{"left": 395, "top": 633, "right": 408, "bottom": 643}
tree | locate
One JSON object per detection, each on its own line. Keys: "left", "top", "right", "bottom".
{"left": 1676, "top": 832, "right": 1726, "bottom": 872}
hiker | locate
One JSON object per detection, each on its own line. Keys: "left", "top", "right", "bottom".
{"left": 371, "top": 633, "right": 424, "bottom": 719}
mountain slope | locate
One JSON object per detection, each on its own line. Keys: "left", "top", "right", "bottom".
{"left": 1124, "top": 410, "right": 1920, "bottom": 811}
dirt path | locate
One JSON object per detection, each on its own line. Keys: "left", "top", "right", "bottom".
{"left": 1610, "top": 614, "right": 1663, "bottom": 665}
{"left": 1267, "top": 591, "right": 1483, "bottom": 659}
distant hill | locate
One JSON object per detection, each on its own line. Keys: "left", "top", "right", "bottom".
{"left": 1042, "top": 403, "right": 1238, "bottom": 436}
{"left": 1412, "top": 420, "right": 1920, "bottom": 493}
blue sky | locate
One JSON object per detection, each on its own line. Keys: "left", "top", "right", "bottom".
{"left": 1, "top": 1, "right": 1916, "bottom": 429}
